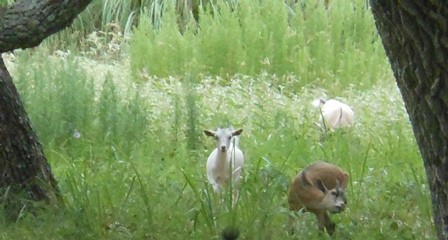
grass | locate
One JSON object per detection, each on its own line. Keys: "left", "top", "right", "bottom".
{"left": 0, "top": 0, "right": 437, "bottom": 239}
{"left": 129, "top": 0, "right": 388, "bottom": 94}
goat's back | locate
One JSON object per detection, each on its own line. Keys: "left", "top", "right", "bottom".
{"left": 302, "top": 162, "right": 348, "bottom": 188}
{"left": 321, "top": 99, "right": 354, "bottom": 128}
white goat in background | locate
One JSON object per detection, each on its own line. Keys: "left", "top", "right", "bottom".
{"left": 204, "top": 127, "right": 244, "bottom": 205}
{"left": 312, "top": 98, "right": 355, "bottom": 129}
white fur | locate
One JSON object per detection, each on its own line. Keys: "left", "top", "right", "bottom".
{"left": 204, "top": 128, "right": 244, "bottom": 204}
{"left": 313, "top": 98, "right": 354, "bottom": 129}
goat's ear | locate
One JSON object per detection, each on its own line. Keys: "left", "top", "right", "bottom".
{"left": 232, "top": 129, "right": 243, "bottom": 136}
{"left": 316, "top": 179, "right": 328, "bottom": 193}
{"left": 204, "top": 130, "right": 215, "bottom": 137}
{"left": 301, "top": 171, "right": 312, "bottom": 186}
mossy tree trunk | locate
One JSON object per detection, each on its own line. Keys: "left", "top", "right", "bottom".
{"left": 370, "top": 1, "right": 448, "bottom": 239}
{"left": 0, "top": 0, "right": 92, "bottom": 216}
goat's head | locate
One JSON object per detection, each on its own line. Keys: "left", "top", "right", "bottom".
{"left": 316, "top": 179, "right": 347, "bottom": 213}
{"left": 204, "top": 128, "right": 243, "bottom": 152}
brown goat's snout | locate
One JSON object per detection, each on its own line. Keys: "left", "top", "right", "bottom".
{"left": 332, "top": 203, "right": 346, "bottom": 213}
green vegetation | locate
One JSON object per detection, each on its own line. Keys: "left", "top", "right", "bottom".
{"left": 129, "top": 0, "right": 387, "bottom": 94}
{"left": 0, "top": 0, "right": 436, "bottom": 239}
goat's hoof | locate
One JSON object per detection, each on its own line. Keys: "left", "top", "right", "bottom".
{"left": 326, "top": 222, "right": 336, "bottom": 236}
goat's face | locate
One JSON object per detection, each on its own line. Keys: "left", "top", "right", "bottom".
{"left": 316, "top": 179, "right": 347, "bottom": 213}
{"left": 204, "top": 128, "right": 243, "bottom": 152}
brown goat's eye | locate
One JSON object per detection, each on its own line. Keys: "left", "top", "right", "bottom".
{"left": 331, "top": 191, "right": 338, "bottom": 197}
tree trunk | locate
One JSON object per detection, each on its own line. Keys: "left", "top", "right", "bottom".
{"left": 370, "top": 1, "right": 448, "bottom": 239}
{"left": 0, "top": 0, "right": 92, "bottom": 216}
{"left": 0, "top": 56, "right": 60, "bottom": 211}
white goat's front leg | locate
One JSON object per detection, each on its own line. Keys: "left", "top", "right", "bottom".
{"left": 207, "top": 173, "right": 223, "bottom": 193}
{"left": 232, "top": 189, "right": 240, "bottom": 206}
{"left": 207, "top": 178, "right": 224, "bottom": 206}
{"left": 231, "top": 167, "right": 242, "bottom": 206}
{"left": 212, "top": 183, "right": 221, "bottom": 193}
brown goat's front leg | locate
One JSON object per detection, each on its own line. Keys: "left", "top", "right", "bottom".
{"left": 288, "top": 213, "right": 296, "bottom": 235}
{"left": 287, "top": 197, "right": 304, "bottom": 235}
{"left": 315, "top": 210, "right": 335, "bottom": 235}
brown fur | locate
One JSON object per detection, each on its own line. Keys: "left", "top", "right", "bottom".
{"left": 288, "top": 161, "right": 349, "bottom": 235}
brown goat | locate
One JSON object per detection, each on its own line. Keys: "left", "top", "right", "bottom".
{"left": 288, "top": 161, "right": 349, "bottom": 235}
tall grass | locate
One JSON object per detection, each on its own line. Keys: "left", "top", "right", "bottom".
{"left": 0, "top": 0, "right": 436, "bottom": 238}
{"left": 129, "top": 0, "right": 389, "bottom": 94}
{"left": 3, "top": 49, "right": 434, "bottom": 239}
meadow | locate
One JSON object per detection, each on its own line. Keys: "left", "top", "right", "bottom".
{"left": 0, "top": 0, "right": 436, "bottom": 239}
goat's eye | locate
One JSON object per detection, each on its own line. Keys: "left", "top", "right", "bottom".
{"left": 331, "top": 191, "right": 338, "bottom": 197}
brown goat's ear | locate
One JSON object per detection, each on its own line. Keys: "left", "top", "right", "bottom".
{"left": 204, "top": 130, "right": 215, "bottom": 137}
{"left": 316, "top": 179, "right": 328, "bottom": 193}
{"left": 232, "top": 129, "right": 243, "bottom": 136}
{"left": 301, "top": 171, "right": 312, "bottom": 186}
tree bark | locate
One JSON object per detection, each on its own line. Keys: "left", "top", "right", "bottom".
{"left": 0, "top": 0, "right": 92, "bottom": 215}
{"left": 0, "top": 0, "right": 92, "bottom": 52}
{"left": 0, "top": 56, "right": 60, "bottom": 208}
{"left": 370, "top": 1, "right": 448, "bottom": 239}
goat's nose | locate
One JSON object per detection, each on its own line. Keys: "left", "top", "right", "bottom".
{"left": 332, "top": 203, "right": 346, "bottom": 213}
{"left": 220, "top": 146, "right": 226, "bottom": 152}
{"left": 333, "top": 206, "right": 343, "bottom": 213}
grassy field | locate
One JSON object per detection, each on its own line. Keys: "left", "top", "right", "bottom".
{"left": 0, "top": 0, "right": 436, "bottom": 239}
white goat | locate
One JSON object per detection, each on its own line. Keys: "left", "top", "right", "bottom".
{"left": 204, "top": 127, "right": 244, "bottom": 205}
{"left": 312, "top": 98, "right": 355, "bottom": 129}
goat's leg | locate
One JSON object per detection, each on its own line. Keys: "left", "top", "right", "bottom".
{"left": 288, "top": 213, "right": 296, "bottom": 235}
{"left": 287, "top": 200, "right": 304, "bottom": 235}
{"left": 315, "top": 210, "right": 335, "bottom": 235}
{"left": 232, "top": 189, "right": 239, "bottom": 207}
